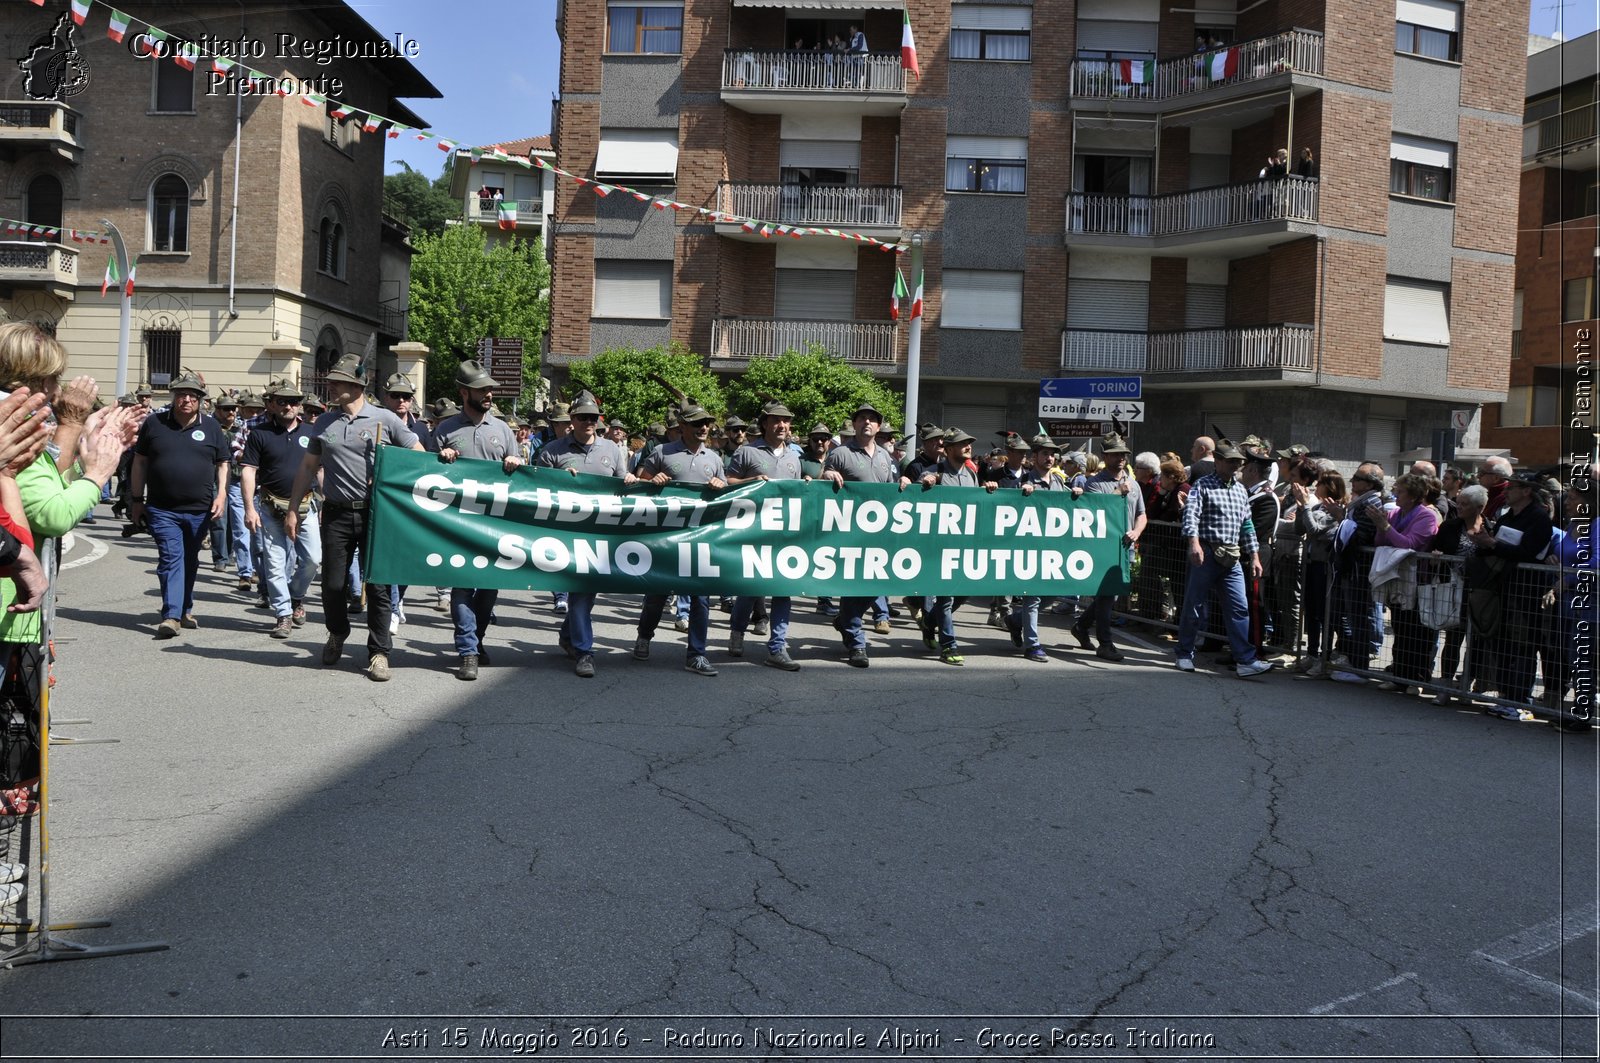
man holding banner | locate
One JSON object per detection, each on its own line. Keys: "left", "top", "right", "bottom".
{"left": 725, "top": 400, "right": 803, "bottom": 671}
{"left": 821, "top": 401, "right": 900, "bottom": 668}
{"left": 534, "top": 388, "right": 628, "bottom": 679}
{"left": 625, "top": 396, "right": 728, "bottom": 677}
{"left": 433, "top": 360, "right": 524, "bottom": 681}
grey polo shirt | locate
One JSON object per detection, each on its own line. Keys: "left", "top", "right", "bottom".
{"left": 1083, "top": 469, "right": 1146, "bottom": 525}
{"left": 308, "top": 402, "right": 419, "bottom": 505}
{"left": 434, "top": 412, "right": 518, "bottom": 463}
{"left": 636, "top": 441, "right": 725, "bottom": 485}
{"left": 926, "top": 457, "right": 980, "bottom": 488}
{"left": 823, "top": 440, "right": 896, "bottom": 484}
{"left": 726, "top": 440, "right": 802, "bottom": 481}
{"left": 534, "top": 434, "right": 628, "bottom": 478}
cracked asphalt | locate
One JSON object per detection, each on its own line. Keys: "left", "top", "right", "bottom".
{"left": 1, "top": 520, "right": 1596, "bottom": 1061}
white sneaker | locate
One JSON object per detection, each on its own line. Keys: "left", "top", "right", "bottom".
{"left": 389, "top": 613, "right": 402, "bottom": 635}
{"left": 1329, "top": 670, "right": 1365, "bottom": 684}
{"left": 1175, "top": 657, "right": 1195, "bottom": 672}
{"left": 1237, "top": 658, "right": 1274, "bottom": 678}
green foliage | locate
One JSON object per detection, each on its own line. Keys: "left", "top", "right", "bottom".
{"left": 382, "top": 162, "right": 460, "bottom": 236}
{"left": 567, "top": 343, "right": 726, "bottom": 433}
{"left": 723, "top": 345, "right": 904, "bottom": 435}
{"left": 406, "top": 224, "right": 548, "bottom": 409}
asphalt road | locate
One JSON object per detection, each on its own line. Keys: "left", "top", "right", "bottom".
{"left": 1, "top": 513, "right": 1596, "bottom": 1061}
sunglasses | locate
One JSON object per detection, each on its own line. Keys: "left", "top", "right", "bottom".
{"left": 574, "top": 413, "right": 601, "bottom": 422}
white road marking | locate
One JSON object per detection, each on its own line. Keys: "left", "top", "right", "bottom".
{"left": 1472, "top": 903, "right": 1600, "bottom": 1010}
{"left": 60, "top": 530, "right": 108, "bottom": 571}
{"left": 1308, "top": 971, "right": 1418, "bottom": 1014}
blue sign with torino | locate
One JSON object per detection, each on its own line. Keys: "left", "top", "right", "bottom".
{"left": 1038, "top": 376, "right": 1143, "bottom": 400}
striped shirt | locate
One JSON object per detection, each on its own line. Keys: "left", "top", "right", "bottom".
{"left": 1180, "top": 472, "right": 1259, "bottom": 555}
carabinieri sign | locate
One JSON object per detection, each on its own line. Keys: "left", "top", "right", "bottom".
{"left": 365, "top": 449, "right": 1129, "bottom": 597}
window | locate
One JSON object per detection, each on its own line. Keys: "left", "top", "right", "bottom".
{"left": 605, "top": 2, "right": 683, "bottom": 55}
{"left": 1395, "top": 0, "right": 1459, "bottom": 61}
{"left": 946, "top": 135, "right": 1027, "bottom": 194}
{"left": 24, "top": 175, "right": 62, "bottom": 232}
{"left": 319, "top": 205, "right": 346, "bottom": 278}
{"left": 1389, "top": 135, "right": 1454, "bottom": 202}
{"left": 326, "top": 108, "right": 354, "bottom": 152}
{"left": 1512, "top": 288, "right": 1523, "bottom": 358}
{"left": 1500, "top": 386, "right": 1560, "bottom": 427}
{"left": 775, "top": 269, "right": 855, "bottom": 321}
{"left": 152, "top": 52, "right": 194, "bottom": 111}
{"left": 143, "top": 329, "right": 181, "bottom": 387}
{"left": 593, "top": 260, "right": 671, "bottom": 319}
{"left": 1564, "top": 277, "right": 1597, "bottom": 322}
{"left": 594, "top": 129, "right": 679, "bottom": 184}
{"left": 307, "top": 327, "right": 342, "bottom": 397}
{"left": 952, "top": 4, "right": 1031, "bottom": 61}
{"left": 150, "top": 173, "right": 188, "bottom": 252}
{"left": 1383, "top": 277, "right": 1450, "bottom": 345}
{"left": 942, "top": 270, "right": 1023, "bottom": 330}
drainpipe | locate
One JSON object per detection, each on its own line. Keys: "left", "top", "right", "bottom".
{"left": 1314, "top": 234, "right": 1326, "bottom": 386}
{"left": 226, "top": 6, "right": 244, "bottom": 318}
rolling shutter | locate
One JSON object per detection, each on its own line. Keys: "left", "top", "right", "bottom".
{"left": 1390, "top": 135, "right": 1453, "bottom": 169}
{"left": 952, "top": 4, "right": 1031, "bottom": 30}
{"left": 1067, "top": 278, "right": 1149, "bottom": 330}
{"left": 1395, "top": 0, "right": 1459, "bottom": 32}
{"left": 1076, "top": 20, "right": 1159, "bottom": 54}
{"left": 593, "top": 261, "right": 671, "bottom": 319}
{"left": 775, "top": 269, "right": 855, "bottom": 320}
{"left": 1383, "top": 278, "right": 1450, "bottom": 345}
{"left": 1365, "top": 416, "right": 1404, "bottom": 472}
{"left": 1185, "top": 284, "right": 1227, "bottom": 328}
{"left": 779, "top": 140, "right": 861, "bottom": 170}
{"left": 943, "top": 270, "right": 1023, "bottom": 329}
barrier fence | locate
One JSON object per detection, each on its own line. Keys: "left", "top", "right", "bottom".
{"left": 1113, "top": 519, "right": 1597, "bottom": 731}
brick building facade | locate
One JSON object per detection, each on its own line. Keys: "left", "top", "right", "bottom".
{"left": 549, "top": 0, "right": 1524, "bottom": 469}
{"left": 0, "top": 1, "right": 438, "bottom": 399}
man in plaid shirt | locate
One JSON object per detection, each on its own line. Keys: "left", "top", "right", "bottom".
{"left": 1175, "top": 439, "right": 1273, "bottom": 678}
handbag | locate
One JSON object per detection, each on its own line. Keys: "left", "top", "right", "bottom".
{"left": 262, "top": 489, "right": 311, "bottom": 517}
{"left": 1417, "top": 571, "right": 1463, "bottom": 630}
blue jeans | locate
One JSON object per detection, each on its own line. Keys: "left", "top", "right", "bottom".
{"left": 836, "top": 596, "right": 873, "bottom": 649}
{"left": 259, "top": 501, "right": 321, "bottom": 618}
{"left": 1335, "top": 565, "right": 1381, "bottom": 668}
{"left": 146, "top": 506, "right": 208, "bottom": 621}
{"left": 227, "top": 483, "right": 253, "bottom": 576}
{"left": 640, "top": 594, "right": 708, "bottom": 657}
{"left": 561, "top": 592, "right": 599, "bottom": 654}
{"left": 451, "top": 588, "right": 499, "bottom": 656}
{"left": 926, "top": 596, "right": 959, "bottom": 651}
{"left": 732, "top": 595, "right": 791, "bottom": 654}
{"left": 1011, "top": 596, "right": 1042, "bottom": 650}
{"left": 1176, "top": 546, "right": 1257, "bottom": 664}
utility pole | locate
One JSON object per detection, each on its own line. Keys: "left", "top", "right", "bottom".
{"left": 904, "top": 232, "right": 924, "bottom": 433}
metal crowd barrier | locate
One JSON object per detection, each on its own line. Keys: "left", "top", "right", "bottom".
{"left": 1114, "top": 519, "right": 1598, "bottom": 731}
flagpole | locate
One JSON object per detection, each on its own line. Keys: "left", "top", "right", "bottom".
{"left": 99, "top": 219, "right": 131, "bottom": 398}
{"left": 904, "top": 232, "right": 924, "bottom": 434}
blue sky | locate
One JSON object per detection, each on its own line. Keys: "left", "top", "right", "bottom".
{"left": 355, "top": 0, "right": 1596, "bottom": 183}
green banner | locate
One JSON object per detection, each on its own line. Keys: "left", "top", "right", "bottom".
{"left": 365, "top": 448, "right": 1130, "bottom": 596}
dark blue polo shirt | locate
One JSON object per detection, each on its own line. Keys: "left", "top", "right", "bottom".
{"left": 134, "top": 410, "right": 228, "bottom": 513}
{"left": 241, "top": 418, "right": 317, "bottom": 498}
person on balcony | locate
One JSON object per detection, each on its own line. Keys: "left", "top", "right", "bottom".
{"left": 847, "top": 25, "right": 868, "bottom": 88}
{"left": 1296, "top": 147, "right": 1318, "bottom": 180}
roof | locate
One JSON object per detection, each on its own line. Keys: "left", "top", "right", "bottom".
{"left": 289, "top": 1, "right": 442, "bottom": 126}
{"left": 479, "top": 135, "right": 553, "bottom": 155}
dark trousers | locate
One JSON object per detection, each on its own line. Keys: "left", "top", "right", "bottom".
{"left": 1073, "top": 595, "right": 1114, "bottom": 644}
{"left": 146, "top": 507, "right": 207, "bottom": 620}
{"left": 320, "top": 505, "right": 392, "bottom": 659}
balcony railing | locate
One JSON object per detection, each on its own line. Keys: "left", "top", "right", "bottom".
{"left": 721, "top": 50, "right": 907, "bottom": 95}
{"left": 466, "top": 199, "right": 541, "bottom": 227}
{"left": 0, "top": 101, "right": 82, "bottom": 154}
{"left": 1070, "top": 29, "right": 1323, "bottom": 102}
{"left": 0, "top": 241, "right": 78, "bottom": 286}
{"left": 712, "top": 318, "right": 899, "bottom": 365}
{"left": 1062, "top": 325, "right": 1315, "bottom": 373}
{"left": 378, "top": 301, "right": 407, "bottom": 339}
{"left": 1067, "top": 176, "right": 1319, "bottom": 239}
{"left": 1511, "top": 329, "right": 1523, "bottom": 359}
{"left": 717, "top": 182, "right": 902, "bottom": 229}
{"left": 1523, "top": 107, "right": 1598, "bottom": 158}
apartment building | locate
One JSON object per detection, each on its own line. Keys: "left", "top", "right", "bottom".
{"left": 446, "top": 135, "right": 558, "bottom": 248}
{"left": 1478, "top": 31, "right": 1598, "bottom": 469}
{"left": 0, "top": 1, "right": 438, "bottom": 397}
{"left": 550, "top": 0, "right": 1523, "bottom": 468}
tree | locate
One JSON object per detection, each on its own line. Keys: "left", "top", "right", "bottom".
{"left": 406, "top": 224, "right": 548, "bottom": 409}
{"left": 382, "top": 162, "right": 459, "bottom": 236}
{"left": 723, "top": 345, "right": 905, "bottom": 436}
{"left": 567, "top": 343, "right": 726, "bottom": 434}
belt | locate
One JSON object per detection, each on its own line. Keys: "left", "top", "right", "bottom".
{"left": 324, "top": 498, "right": 369, "bottom": 511}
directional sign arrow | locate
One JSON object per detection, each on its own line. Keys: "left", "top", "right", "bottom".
{"left": 1041, "top": 380, "right": 1057, "bottom": 397}
{"left": 1127, "top": 403, "right": 1141, "bottom": 419}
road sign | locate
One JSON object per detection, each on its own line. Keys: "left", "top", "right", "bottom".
{"left": 1038, "top": 376, "right": 1142, "bottom": 401}
{"left": 1037, "top": 398, "right": 1146, "bottom": 422}
{"left": 1450, "top": 408, "right": 1474, "bottom": 432}
{"left": 476, "top": 337, "right": 524, "bottom": 392}
{"left": 1046, "top": 420, "right": 1106, "bottom": 437}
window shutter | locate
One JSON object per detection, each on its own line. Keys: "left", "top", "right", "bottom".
{"left": 1383, "top": 278, "right": 1450, "bottom": 344}
{"left": 943, "top": 270, "right": 1023, "bottom": 329}
{"left": 594, "top": 261, "right": 671, "bottom": 319}
{"left": 779, "top": 140, "right": 861, "bottom": 170}
{"left": 943, "top": 403, "right": 1009, "bottom": 445}
{"left": 1395, "top": 0, "right": 1459, "bottom": 32}
{"left": 1390, "top": 135, "right": 1453, "bottom": 168}
{"left": 1364, "top": 416, "right": 1404, "bottom": 472}
{"left": 1067, "top": 279, "right": 1150, "bottom": 331}
{"left": 952, "top": 4, "right": 1031, "bottom": 31}
{"left": 1075, "top": 20, "right": 1159, "bottom": 54}
{"left": 774, "top": 269, "right": 856, "bottom": 321}
{"left": 1185, "top": 284, "right": 1227, "bottom": 329}
{"left": 595, "top": 130, "right": 679, "bottom": 182}
{"left": 946, "top": 135, "right": 1028, "bottom": 161}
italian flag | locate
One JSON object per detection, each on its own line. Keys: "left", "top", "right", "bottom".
{"left": 70, "top": 0, "right": 91, "bottom": 27}
{"left": 910, "top": 267, "right": 924, "bottom": 320}
{"left": 497, "top": 200, "right": 517, "bottom": 230}
{"left": 901, "top": 10, "right": 919, "bottom": 77}
{"left": 891, "top": 266, "right": 907, "bottom": 320}
{"left": 1118, "top": 59, "right": 1154, "bottom": 84}
{"left": 173, "top": 42, "right": 198, "bottom": 71}
{"left": 123, "top": 258, "right": 137, "bottom": 298}
{"left": 1208, "top": 46, "right": 1239, "bottom": 80}
{"left": 138, "top": 27, "right": 167, "bottom": 57}
{"left": 106, "top": 8, "right": 130, "bottom": 42}
{"left": 362, "top": 114, "right": 381, "bottom": 134}
{"left": 101, "top": 256, "right": 120, "bottom": 297}
{"left": 211, "top": 55, "right": 235, "bottom": 76}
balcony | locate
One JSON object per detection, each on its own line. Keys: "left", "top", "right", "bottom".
{"left": 0, "top": 101, "right": 83, "bottom": 162}
{"left": 1523, "top": 107, "right": 1598, "bottom": 167}
{"left": 711, "top": 318, "right": 899, "bottom": 372}
{"left": 1069, "top": 29, "right": 1323, "bottom": 112}
{"left": 715, "top": 182, "right": 901, "bottom": 240}
{"left": 378, "top": 301, "right": 407, "bottom": 340}
{"left": 0, "top": 241, "right": 78, "bottom": 300}
{"left": 1065, "top": 175, "right": 1318, "bottom": 255}
{"left": 465, "top": 198, "right": 543, "bottom": 231}
{"left": 1061, "top": 325, "right": 1314, "bottom": 374}
{"left": 720, "top": 50, "right": 907, "bottom": 116}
